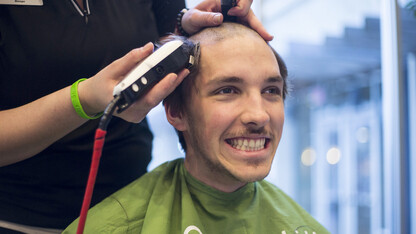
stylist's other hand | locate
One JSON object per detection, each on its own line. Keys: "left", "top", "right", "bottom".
{"left": 181, "top": 0, "right": 273, "bottom": 41}
{"left": 78, "top": 43, "right": 189, "bottom": 123}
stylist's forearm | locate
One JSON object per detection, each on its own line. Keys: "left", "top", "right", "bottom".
{"left": 0, "top": 86, "right": 88, "bottom": 166}
{"left": 0, "top": 43, "right": 173, "bottom": 167}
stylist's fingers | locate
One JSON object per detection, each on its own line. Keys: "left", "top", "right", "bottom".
{"left": 79, "top": 43, "right": 155, "bottom": 115}
{"left": 223, "top": 0, "right": 273, "bottom": 41}
{"left": 182, "top": 9, "right": 223, "bottom": 35}
{"left": 239, "top": 10, "right": 274, "bottom": 41}
{"left": 141, "top": 69, "right": 189, "bottom": 108}
{"left": 227, "top": 0, "right": 252, "bottom": 16}
{"left": 117, "top": 69, "right": 190, "bottom": 123}
{"left": 109, "top": 42, "right": 154, "bottom": 80}
{"left": 184, "top": 0, "right": 273, "bottom": 41}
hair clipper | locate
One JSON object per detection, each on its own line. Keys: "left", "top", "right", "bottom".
{"left": 221, "top": 0, "right": 237, "bottom": 22}
{"left": 113, "top": 40, "right": 195, "bottom": 113}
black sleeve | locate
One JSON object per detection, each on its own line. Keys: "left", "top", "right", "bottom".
{"left": 152, "top": 0, "right": 186, "bottom": 36}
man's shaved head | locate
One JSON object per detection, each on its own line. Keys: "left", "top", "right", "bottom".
{"left": 189, "top": 22, "right": 262, "bottom": 45}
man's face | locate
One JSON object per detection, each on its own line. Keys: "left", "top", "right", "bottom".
{"left": 179, "top": 35, "right": 284, "bottom": 192}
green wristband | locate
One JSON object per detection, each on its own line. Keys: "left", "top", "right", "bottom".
{"left": 70, "top": 78, "right": 103, "bottom": 120}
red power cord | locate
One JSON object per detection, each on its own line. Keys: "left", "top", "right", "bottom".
{"left": 76, "top": 128, "right": 107, "bottom": 234}
{"left": 75, "top": 95, "right": 119, "bottom": 234}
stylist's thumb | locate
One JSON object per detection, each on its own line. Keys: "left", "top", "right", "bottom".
{"left": 182, "top": 9, "right": 223, "bottom": 35}
{"left": 111, "top": 42, "right": 154, "bottom": 78}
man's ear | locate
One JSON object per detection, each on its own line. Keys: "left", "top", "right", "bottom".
{"left": 165, "top": 104, "right": 187, "bottom": 131}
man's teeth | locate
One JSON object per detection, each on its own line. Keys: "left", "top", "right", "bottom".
{"left": 229, "top": 138, "right": 266, "bottom": 151}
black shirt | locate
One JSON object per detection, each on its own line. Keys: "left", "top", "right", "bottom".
{"left": 0, "top": 0, "right": 185, "bottom": 228}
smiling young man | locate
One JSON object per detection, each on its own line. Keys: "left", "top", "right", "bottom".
{"left": 167, "top": 26, "right": 285, "bottom": 194}
{"left": 64, "top": 23, "right": 329, "bottom": 234}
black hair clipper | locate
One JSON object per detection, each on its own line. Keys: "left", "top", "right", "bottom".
{"left": 221, "top": 0, "right": 237, "bottom": 22}
{"left": 113, "top": 40, "right": 195, "bottom": 113}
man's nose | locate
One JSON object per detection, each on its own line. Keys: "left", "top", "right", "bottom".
{"left": 240, "top": 95, "right": 270, "bottom": 128}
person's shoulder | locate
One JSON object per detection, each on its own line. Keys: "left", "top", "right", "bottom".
{"left": 62, "top": 193, "right": 132, "bottom": 233}
{"left": 256, "top": 180, "right": 330, "bottom": 233}
{"left": 257, "top": 180, "right": 310, "bottom": 213}
{"left": 256, "top": 180, "right": 300, "bottom": 207}
{"left": 63, "top": 159, "right": 184, "bottom": 233}
{"left": 256, "top": 180, "right": 287, "bottom": 196}
{"left": 110, "top": 158, "right": 183, "bottom": 206}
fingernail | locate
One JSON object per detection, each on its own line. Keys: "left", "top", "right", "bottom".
{"left": 182, "top": 69, "right": 190, "bottom": 77}
{"left": 227, "top": 7, "right": 239, "bottom": 15}
{"left": 214, "top": 14, "right": 222, "bottom": 24}
{"left": 169, "top": 73, "right": 179, "bottom": 85}
{"left": 173, "top": 69, "right": 189, "bottom": 84}
{"left": 143, "top": 42, "right": 153, "bottom": 50}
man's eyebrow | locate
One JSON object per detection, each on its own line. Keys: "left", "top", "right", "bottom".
{"left": 206, "top": 77, "right": 244, "bottom": 86}
{"left": 207, "top": 76, "right": 283, "bottom": 86}
{"left": 266, "top": 76, "right": 283, "bottom": 83}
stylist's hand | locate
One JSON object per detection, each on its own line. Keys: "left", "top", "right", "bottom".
{"left": 78, "top": 42, "right": 189, "bottom": 123}
{"left": 181, "top": 0, "right": 273, "bottom": 41}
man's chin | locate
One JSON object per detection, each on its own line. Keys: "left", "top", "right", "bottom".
{"left": 231, "top": 169, "right": 270, "bottom": 183}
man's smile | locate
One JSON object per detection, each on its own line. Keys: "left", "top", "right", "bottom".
{"left": 225, "top": 137, "right": 270, "bottom": 152}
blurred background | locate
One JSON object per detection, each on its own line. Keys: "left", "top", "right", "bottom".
{"left": 147, "top": 0, "right": 416, "bottom": 233}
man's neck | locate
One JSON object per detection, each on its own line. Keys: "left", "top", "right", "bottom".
{"left": 183, "top": 156, "right": 247, "bottom": 193}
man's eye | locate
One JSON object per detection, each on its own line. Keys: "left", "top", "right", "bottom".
{"left": 263, "top": 87, "right": 281, "bottom": 96}
{"left": 217, "top": 87, "right": 237, "bottom": 94}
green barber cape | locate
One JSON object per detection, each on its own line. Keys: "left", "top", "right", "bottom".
{"left": 64, "top": 159, "right": 329, "bottom": 234}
